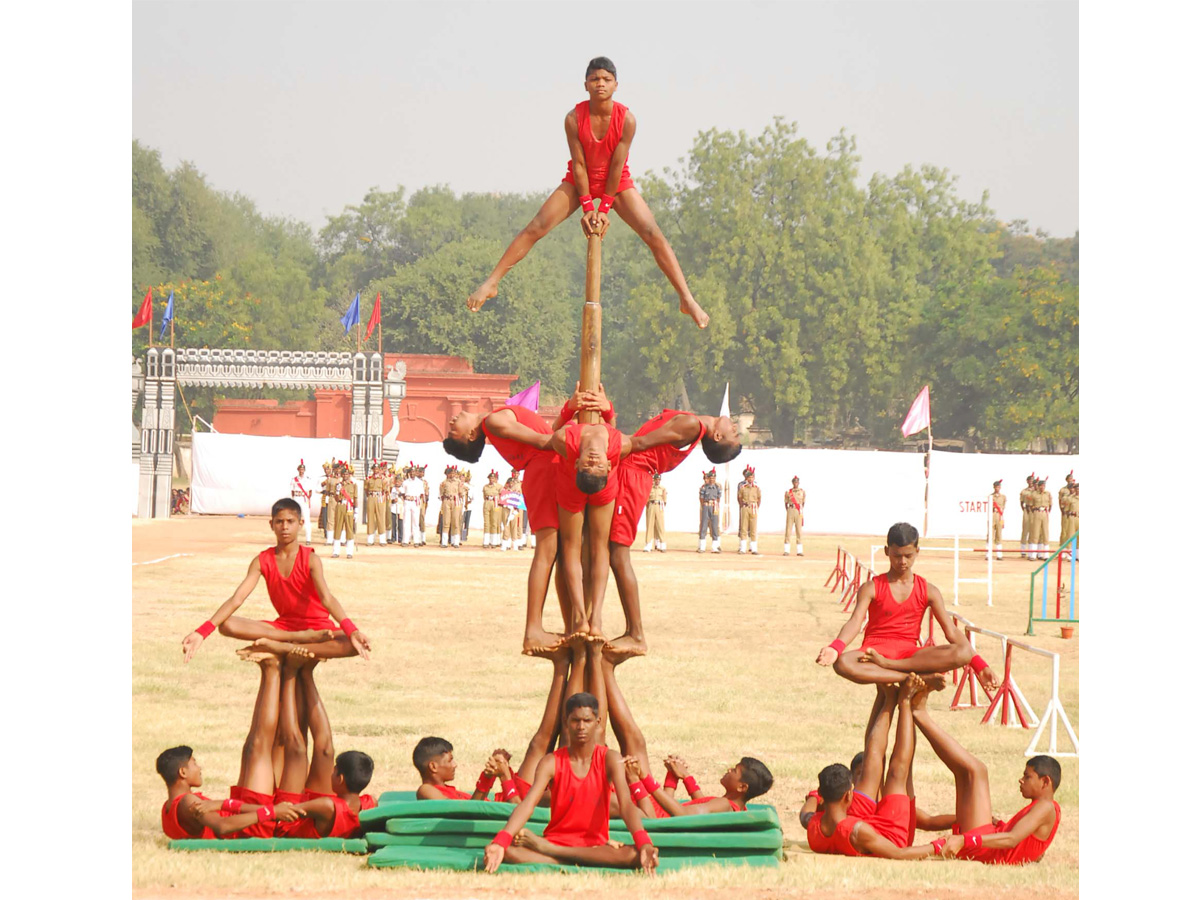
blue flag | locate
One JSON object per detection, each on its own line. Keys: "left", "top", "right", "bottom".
{"left": 158, "top": 290, "right": 175, "bottom": 339}
{"left": 340, "top": 291, "right": 361, "bottom": 333}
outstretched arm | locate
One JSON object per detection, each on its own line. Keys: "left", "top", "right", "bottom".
{"left": 310, "top": 555, "right": 370, "bottom": 659}
{"left": 591, "top": 113, "right": 636, "bottom": 232}
{"left": 628, "top": 416, "right": 696, "bottom": 454}
{"left": 943, "top": 802, "right": 1055, "bottom": 856}
{"left": 184, "top": 795, "right": 302, "bottom": 837}
{"left": 815, "top": 581, "right": 873, "bottom": 666}
{"left": 852, "top": 821, "right": 940, "bottom": 860}
{"left": 608, "top": 750, "right": 658, "bottom": 873}
{"left": 928, "top": 585, "right": 996, "bottom": 691}
{"left": 483, "top": 754, "right": 555, "bottom": 872}
{"left": 486, "top": 410, "right": 556, "bottom": 452}
{"left": 181, "top": 557, "right": 262, "bottom": 661}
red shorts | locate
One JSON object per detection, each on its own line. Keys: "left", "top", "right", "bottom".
{"left": 849, "top": 791, "right": 877, "bottom": 818}
{"left": 562, "top": 168, "right": 635, "bottom": 198}
{"left": 858, "top": 639, "right": 921, "bottom": 661}
{"left": 524, "top": 455, "right": 559, "bottom": 532}
{"left": 265, "top": 618, "right": 339, "bottom": 632}
{"left": 610, "top": 466, "right": 652, "bottom": 547}
{"left": 225, "top": 786, "right": 276, "bottom": 839}
{"left": 864, "top": 793, "right": 913, "bottom": 849}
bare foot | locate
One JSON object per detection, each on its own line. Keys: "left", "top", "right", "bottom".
{"left": 522, "top": 629, "right": 566, "bottom": 657}
{"left": 278, "top": 629, "right": 335, "bottom": 644}
{"left": 859, "top": 647, "right": 900, "bottom": 670}
{"left": 923, "top": 672, "right": 948, "bottom": 692}
{"left": 680, "top": 294, "right": 709, "bottom": 329}
{"left": 604, "top": 634, "right": 648, "bottom": 661}
{"left": 252, "top": 638, "right": 315, "bottom": 660}
{"left": 513, "top": 828, "right": 551, "bottom": 853}
{"left": 900, "top": 672, "right": 925, "bottom": 701}
{"left": 282, "top": 650, "right": 308, "bottom": 672}
{"left": 566, "top": 630, "right": 592, "bottom": 650}
{"left": 467, "top": 281, "right": 498, "bottom": 313}
{"left": 237, "top": 648, "right": 279, "bottom": 664}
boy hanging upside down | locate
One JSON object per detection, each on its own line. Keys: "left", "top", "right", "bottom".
{"left": 815, "top": 522, "right": 998, "bottom": 691}
{"left": 467, "top": 56, "right": 708, "bottom": 329}
{"left": 180, "top": 498, "right": 371, "bottom": 664}
{"left": 157, "top": 649, "right": 309, "bottom": 839}
{"left": 601, "top": 646, "right": 773, "bottom": 816}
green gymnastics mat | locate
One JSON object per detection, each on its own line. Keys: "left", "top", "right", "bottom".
{"left": 360, "top": 800, "right": 779, "bottom": 832}
{"left": 169, "top": 837, "right": 368, "bottom": 854}
{"left": 368, "top": 828, "right": 782, "bottom": 852}
{"left": 376, "top": 790, "right": 419, "bottom": 803}
{"left": 366, "top": 844, "right": 781, "bottom": 872}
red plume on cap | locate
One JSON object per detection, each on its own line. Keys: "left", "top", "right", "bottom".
{"left": 743, "top": 466, "right": 755, "bottom": 475}
{"left": 298, "top": 459, "right": 304, "bottom": 467}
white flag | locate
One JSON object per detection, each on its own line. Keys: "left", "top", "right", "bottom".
{"left": 901, "top": 386, "right": 931, "bottom": 437}
{"left": 719, "top": 382, "right": 730, "bottom": 418}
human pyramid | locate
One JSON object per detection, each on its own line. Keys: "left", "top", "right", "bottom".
{"left": 155, "top": 56, "right": 1066, "bottom": 875}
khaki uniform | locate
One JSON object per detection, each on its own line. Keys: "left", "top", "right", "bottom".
{"left": 482, "top": 480, "right": 502, "bottom": 547}
{"left": 438, "top": 477, "right": 456, "bottom": 547}
{"left": 783, "top": 487, "right": 805, "bottom": 555}
{"left": 502, "top": 479, "right": 522, "bottom": 547}
{"left": 989, "top": 489, "right": 1006, "bottom": 559}
{"left": 1019, "top": 483, "right": 1034, "bottom": 557}
{"left": 322, "top": 472, "right": 337, "bottom": 543}
{"left": 419, "top": 475, "right": 429, "bottom": 533}
{"left": 644, "top": 483, "right": 667, "bottom": 551}
{"left": 332, "top": 477, "right": 357, "bottom": 558}
{"left": 459, "top": 478, "right": 472, "bottom": 541}
{"left": 737, "top": 481, "right": 761, "bottom": 553}
{"left": 366, "top": 473, "right": 388, "bottom": 544}
{"left": 1028, "top": 486, "right": 1051, "bottom": 559}
{"left": 1060, "top": 492, "right": 1079, "bottom": 544}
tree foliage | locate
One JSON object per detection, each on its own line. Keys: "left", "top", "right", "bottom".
{"left": 131, "top": 129, "right": 1078, "bottom": 449}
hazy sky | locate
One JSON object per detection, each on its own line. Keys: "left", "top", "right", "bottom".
{"left": 133, "top": 0, "right": 1078, "bottom": 236}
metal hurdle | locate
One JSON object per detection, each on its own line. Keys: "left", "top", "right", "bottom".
{"left": 1027, "top": 533, "right": 1079, "bottom": 635}
{"left": 1006, "top": 636, "right": 1080, "bottom": 758}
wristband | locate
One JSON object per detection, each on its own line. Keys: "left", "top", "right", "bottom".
{"left": 969, "top": 654, "right": 988, "bottom": 675}
{"left": 221, "top": 798, "right": 243, "bottom": 813}
{"left": 641, "top": 776, "right": 661, "bottom": 794}
{"left": 932, "top": 838, "right": 946, "bottom": 855}
{"left": 598, "top": 194, "right": 615, "bottom": 214}
{"left": 196, "top": 621, "right": 216, "bottom": 639}
{"left": 632, "top": 829, "right": 652, "bottom": 849}
{"left": 578, "top": 194, "right": 595, "bottom": 213}
{"left": 256, "top": 804, "right": 275, "bottom": 823}
{"left": 663, "top": 772, "right": 679, "bottom": 791}
{"left": 339, "top": 618, "right": 358, "bottom": 636}
{"left": 492, "top": 830, "right": 513, "bottom": 849}
{"left": 600, "top": 404, "right": 615, "bottom": 423}
{"left": 683, "top": 775, "right": 701, "bottom": 797}
{"left": 629, "top": 782, "right": 648, "bottom": 801}
{"left": 828, "top": 639, "right": 846, "bottom": 654}
{"left": 964, "top": 832, "right": 982, "bottom": 851}
{"left": 806, "top": 790, "right": 820, "bottom": 801}
{"left": 499, "top": 778, "right": 518, "bottom": 802}
{"left": 476, "top": 773, "right": 497, "bottom": 795}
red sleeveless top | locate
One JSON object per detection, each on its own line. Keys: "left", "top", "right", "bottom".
{"left": 544, "top": 745, "right": 610, "bottom": 846}
{"left": 482, "top": 405, "right": 553, "bottom": 472}
{"left": 861, "top": 574, "right": 928, "bottom": 649}
{"left": 161, "top": 791, "right": 216, "bottom": 839}
{"left": 429, "top": 783, "right": 472, "bottom": 800}
{"left": 806, "top": 810, "right": 862, "bottom": 856}
{"left": 556, "top": 422, "right": 623, "bottom": 511}
{"left": 628, "top": 410, "right": 705, "bottom": 475}
{"left": 258, "top": 545, "right": 335, "bottom": 631}
{"left": 970, "top": 801, "right": 1061, "bottom": 864}
{"left": 563, "top": 101, "right": 635, "bottom": 197}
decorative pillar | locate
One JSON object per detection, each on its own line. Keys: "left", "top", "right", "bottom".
{"left": 137, "top": 348, "right": 176, "bottom": 518}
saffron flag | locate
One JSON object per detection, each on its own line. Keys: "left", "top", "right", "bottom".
{"left": 158, "top": 290, "right": 175, "bottom": 339}
{"left": 364, "top": 291, "right": 382, "bottom": 338}
{"left": 509, "top": 381, "right": 541, "bottom": 412}
{"left": 132, "top": 288, "right": 152, "bottom": 329}
{"left": 340, "top": 291, "right": 361, "bottom": 333}
{"left": 901, "top": 385, "right": 931, "bottom": 437}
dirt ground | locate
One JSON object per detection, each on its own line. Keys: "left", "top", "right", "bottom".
{"left": 133, "top": 515, "right": 1078, "bottom": 898}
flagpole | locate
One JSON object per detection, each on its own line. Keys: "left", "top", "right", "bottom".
{"left": 357, "top": 320, "right": 361, "bottom": 353}
{"left": 924, "top": 407, "right": 932, "bottom": 538}
{"left": 148, "top": 290, "right": 154, "bottom": 349}
{"left": 171, "top": 315, "right": 175, "bottom": 350}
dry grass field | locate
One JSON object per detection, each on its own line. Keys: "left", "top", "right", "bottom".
{"left": 132, "top": 515, "right": 1078, "bottom": 899}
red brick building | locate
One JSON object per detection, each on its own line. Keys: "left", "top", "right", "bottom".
{"left": 212, "top": 354, "right": 559, "bottom": 442}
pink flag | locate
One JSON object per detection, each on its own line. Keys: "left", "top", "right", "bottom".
{"left": 901, "top": 385, "right": 931, "bottom": 437}
{"left": 509, "top": 381, "right": 541, "bottom": 412}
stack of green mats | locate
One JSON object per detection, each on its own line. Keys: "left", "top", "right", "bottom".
{"left": 359, "top": 798, "right": 782, "bottom": 872}
{"left": 168, "top": 837, "right": 367, "bottom": 854}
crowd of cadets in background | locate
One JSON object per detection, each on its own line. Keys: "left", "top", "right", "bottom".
{"left": 989, "top": 471, "right": 1080, "bottom": 563}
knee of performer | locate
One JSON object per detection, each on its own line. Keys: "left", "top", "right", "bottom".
{"left": 833, "top": 654, "right": 853, "bottom": 677}
{"left": 523, "top": 218, "right": 552, "bottom": 241}
{"left": 281, "top": 727, "right": 307, "bottom": 758}
{"left": 951, "top": 642, "right": 974, "bottom": 667}
{"left": 218, "top": 621, "right": 237, "bottom": 637}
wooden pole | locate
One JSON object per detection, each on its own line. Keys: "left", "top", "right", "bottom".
{"left": 924, "top": 418, "right": 932, "bottom": 537}
{"left": 578, "top": 232, "right": 603, "bottom": 424}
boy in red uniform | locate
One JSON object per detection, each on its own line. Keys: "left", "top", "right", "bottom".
{"left": 157, "top": 652, "right": 304, "bottom": 839}
{"left": 467, "top": 57, "right": 708, "bottom": 330}
{"left": 911, "top": 690, "right": 1063, "bottom": 865}
{"left": 413, "top": 736, "right": 521, "bottom": 802}
{"left": 602, "top": 647, "right": 773, "bottom": 817}
{"left": 799, "top": 751, "right": 877, "bottom": 828}
{"left": 180, "top": 498, "right": 371, "bottom": 663}
{"left": 443, "top": 388, "right": 600, "bottom": 654}
{"left": 806, "top": 675, "right": 944, "bottom": 859}
{"left": 815, "top": 522, "right": 998, "bottom": 691}
{"left": 605, "top": 406, "right": 741, "bottom": 655}
{"left": 483, "top": 686, "right": 658, "bottom": 872}
{"left": 270, "top": 654, "right": 377, "bottom": 838}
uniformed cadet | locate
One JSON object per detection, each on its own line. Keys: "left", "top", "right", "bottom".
{"left": 989, "top": 479, "right": 1006, "bottom": 560}
{"left": 737, "top": 466, "right": 761, "bottom": 555}
{"left": 321, "top": 460, "right": 336, "bottom": 544}
{"left": 1063, "top": 482, "right": 1079, "bottom": 559}
{"left": 1058, "top": 470, "right": 1075, "bottom": 512}
{"left": 643, "top": 473, "right": 667, "bottom": 552}
{"left": 460, "top": 469, "right": 473, "bottom": 543}
{"left": 1030, "top": 476, "right": 1052, "bottom": 561}
{"left": 783, "top": 476, "right": 805, "bottom": 557}
{"left": 332, "top": 463, "right": 358, "bottom": 559}
{"left": 401, "top": 463, "right": 425, "bottom": 546}
{"left": 698, "top": 468, "right": 722, "bottom": 553}
{"left": 438, "top": 466, "right": 455, "bottom": 548}
{"left": 501, "top": 475, "right": 522, "bottom": 550}
{"left": 512, "top": 470, "right": 528, "bottom": 550}
{"left": 289, "top": 460, "right": 314, "bottom": 546}
{"left": 390, "top": 468, "right": 404, "bottom": 544}
{"left": 418, "top": 465, "right": 430, "bottom": 536}
{"left": 481, "top": 470, "right": 501, "bottom": 548}
{"left": 1019, "top": 473, "right": 1035, "bottom": 558}
{"left": 365, "top": 461, "right": 387, "bottom": 546}
{"left": 448, "top": 468, "right": 464, "bottom": 548}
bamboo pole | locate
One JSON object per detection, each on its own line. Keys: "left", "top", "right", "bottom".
{"left": 578, "top": 232, "right": 603, "bottom": 424}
